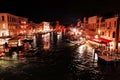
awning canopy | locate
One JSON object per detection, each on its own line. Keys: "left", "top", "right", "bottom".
{"left": 88, "top": 37, "right": 112, "bottom": 44}
{"left": 99, "top": 37, "right": 112, "bottom": 44}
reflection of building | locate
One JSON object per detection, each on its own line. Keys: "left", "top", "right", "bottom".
{"left": 0, "top": 13, "right": 28, "bottom": 37}
{"left": 42, "top": 33, "right": 50, "bottom": 50}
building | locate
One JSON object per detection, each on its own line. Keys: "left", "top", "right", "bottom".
{"left": 84, "top": 16, "right": 100, "bottom": 38}
{"left": 36, "top": 21, "right": 50, "bottom": 33}
{"left": 85, "top": 15, "right": 120, "bottom": 50}
{"left": 18, "top": 17, "right": 28, "bottom": 35}
{"left": 0, "top": 13, "right": 28, "bottom": 37}
{"left": 100, "top": 16, "right": 118, "bottom": 50}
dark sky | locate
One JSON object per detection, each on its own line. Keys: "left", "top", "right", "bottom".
{"left": 0, "top": 0, "right": 120, "bottom": 25}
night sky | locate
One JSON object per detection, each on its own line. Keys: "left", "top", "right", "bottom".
{"left": 0, "top": 0, "right": 120, "bottom": 25}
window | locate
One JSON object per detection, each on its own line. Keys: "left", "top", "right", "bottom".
{"left": 2, "top": 24, "right": 5, "bottom": 29}
{"left": 102, "top": 23, "right": 105, "bottom": 27}
{"left": 105, "top": 22, "right": 107, "bottom": 27}
{"left": 109, "top": 31, "right": 110, "bottom": 37}
{"left": 113, "top": 32, "right": 115, "bottom": 38}
{"left": 101, "top": 32, "right": 104, "bottom": 35}
{"left": 21, "top": 21, "right": 26, "bottom": 24}
{"left": 114, "top": 21, "right": 117, "bottom": 27}
{"left": 2, "top": 16, "right": 4, "bottom": 21}
{"left": 7, "top": 16, "right": 9, "bottom": 22}
{"left": 109, "top": 22, "right": 111, "bottom": 27}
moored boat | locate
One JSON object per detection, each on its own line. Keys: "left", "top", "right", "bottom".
{"left": 98, "top": 55, "right": 120, "bottom": 64}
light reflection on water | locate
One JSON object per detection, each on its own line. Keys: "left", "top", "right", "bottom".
{"left": 0, "top": 60, "right": 18, "bottom": 69}
{"left": 42, "top": 33, "right": 50, "bottom": 50}
{"left": 70, "top": 43, "right": 101, "bottom": 79}
{"left": 0, "top": 32, "right": 62, "bottom": 69}
{"left": 76, "top": 43, "right": 98, "bottom": 66}
{"left": 0, "top": 56, "right": 26, "bottom": 69}
{"left": 0, "top": 32, "right": 104, "bottom": 80}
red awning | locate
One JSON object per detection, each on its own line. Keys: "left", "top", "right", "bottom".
{"left": 99, "top": 37, "right": 112, "bottom": 44}
{"left": 88, "top": 37, "right": 112, "bottom": 44}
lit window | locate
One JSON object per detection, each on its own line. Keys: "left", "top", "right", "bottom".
{"left": 3, "top": 24, "right": 5, "bottom": 29}
{"left": 21, "top": 21, "right": 26, "bottom": 24}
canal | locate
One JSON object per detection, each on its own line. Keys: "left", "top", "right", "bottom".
{"left": 0, "top": 32, "right": 120, "bottom": 80}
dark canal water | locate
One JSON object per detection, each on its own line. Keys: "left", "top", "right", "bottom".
{"left": 0, "top": 32, "right": 120, "bottom": 80}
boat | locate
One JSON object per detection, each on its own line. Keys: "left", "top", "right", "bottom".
{"left": 98, "top": 55, "right": 120, "bottom": 64}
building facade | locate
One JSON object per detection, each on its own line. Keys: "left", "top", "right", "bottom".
{"left": 0, "top": 13, "right": 28, "bottom": 37}
{"left": 35, "top": 21, "right": 50, "bottom": 33}
{"left": 85, "top": 15, "right": 120, "bottom": 50}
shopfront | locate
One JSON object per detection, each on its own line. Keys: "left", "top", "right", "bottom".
{"left": 87, "top": 37, "right": 112, "bottom": 51}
